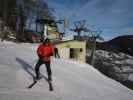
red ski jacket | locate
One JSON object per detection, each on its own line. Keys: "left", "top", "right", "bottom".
{"left": 37, "top": 43, "right": 54, "bottom": 63}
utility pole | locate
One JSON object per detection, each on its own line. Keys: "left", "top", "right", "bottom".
{"left": 90, "top": 32, "right": 97, "bottom": 66}
{"left": 90, "top": 30, "right": 103, "bottom": 66}
{"left": 43, "top": 24, "right": 48, "bottom": 39}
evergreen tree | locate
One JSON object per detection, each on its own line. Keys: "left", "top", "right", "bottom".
{"left": 0, "top": 0, "right": 54, "bottom": 41}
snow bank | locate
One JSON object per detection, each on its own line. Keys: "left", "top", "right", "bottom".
{"left": 0, "top": 39, "right": 15, "bottom": 44}
{"left": 92, "top": 50, "right": 133, "bottom": 82}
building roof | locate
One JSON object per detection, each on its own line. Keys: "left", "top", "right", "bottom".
{"left": 52, "top": 39, "right": 85, "bottom": 45}
{"left": 36, "top": 19, "right": 55, "bottom": 24}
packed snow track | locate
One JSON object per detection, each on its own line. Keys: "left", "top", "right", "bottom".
{"left": 0, "top": 42, "right": 133, "bottom": 100}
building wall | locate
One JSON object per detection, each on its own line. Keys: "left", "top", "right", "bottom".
{"left": 47, "top": 31, "right": 59, "bottom": 39}
{"left": 55, "top": 40, "right": 86, "bottom": 63}
{"left": 47, "top": 26, "right": 59, "bottom": 39}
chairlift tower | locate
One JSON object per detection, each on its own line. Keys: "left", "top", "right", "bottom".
{"left": 36, "top": 19, "right": 64, "bottom": 41}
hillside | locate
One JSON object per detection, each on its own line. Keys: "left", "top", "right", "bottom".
{"left": 97, "top": 35, "right": 133, "bottom": 56}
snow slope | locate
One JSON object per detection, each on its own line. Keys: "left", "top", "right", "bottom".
{"left": 0, "top": 42, "right": 133, "bottom": 100}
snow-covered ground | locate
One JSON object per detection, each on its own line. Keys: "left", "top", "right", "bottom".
{"left": 0, "top": 42, "right": 133, "bottom": 100}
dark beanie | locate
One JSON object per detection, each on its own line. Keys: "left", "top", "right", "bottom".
{"left": 43, "top": 38, "right": 50, "bottom": 44}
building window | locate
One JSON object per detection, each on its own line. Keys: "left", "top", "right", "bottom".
{"left": 70, "top": 48, "right": 75, "bottom": 58}
{"left": 70, "top": 48, "right": 81, "bottom": 59}
{"left": 80, "top": 48, "right": 83, "bottom": 52}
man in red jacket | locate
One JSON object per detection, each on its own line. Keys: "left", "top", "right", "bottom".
{"left": 35, "top": 38, "right": 54, "bottom": 81}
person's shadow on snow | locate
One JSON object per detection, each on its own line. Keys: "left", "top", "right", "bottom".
{"left": 16, "top": 57, "right": 48, "bottom": 82}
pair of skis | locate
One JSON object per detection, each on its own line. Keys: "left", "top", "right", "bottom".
{"left": 28, "top": 77, "right": 53, "bottom": 91}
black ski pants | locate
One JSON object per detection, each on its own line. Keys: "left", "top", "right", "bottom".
{"left": 35, "top": 59, "right": 52, "bottom": 80}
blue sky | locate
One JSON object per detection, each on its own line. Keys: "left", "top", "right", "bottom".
{"left": 46, "top": 0, "right": 133, "bottom": 40}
